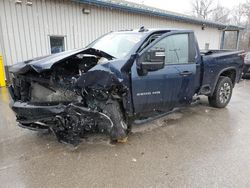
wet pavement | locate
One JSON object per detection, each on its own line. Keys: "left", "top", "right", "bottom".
{"left": 0, "top": 80, "right": 250, "bottom": 188}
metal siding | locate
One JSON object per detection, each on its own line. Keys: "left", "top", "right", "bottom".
{"left": 0, "top": 2, "right": 6, "bottom": 64}
{"left": 34, "top": 0, "right": 44, "bottom": 56}
{"left": 0, "top": 0, "right": 221, "bottom": 66}
{"left": 1, "top": 0, "right": 13, "bottom": 65}
{"left": 74, "top": 0, "right": 244, "bottom": 30}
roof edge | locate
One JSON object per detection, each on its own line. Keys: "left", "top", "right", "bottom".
{"left": 72, "top": 0, "right": 244, "bottom": 30}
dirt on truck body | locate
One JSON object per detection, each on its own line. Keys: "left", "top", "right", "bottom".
{"left": 9, "top": 28, "right": 244, "bottom": 146}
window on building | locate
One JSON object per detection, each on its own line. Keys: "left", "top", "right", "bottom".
{"left": 50, "top": 36, "right": 65, "bottom": 54}
{"left": 151, "top": 34, "right": 189, "bottom": 64}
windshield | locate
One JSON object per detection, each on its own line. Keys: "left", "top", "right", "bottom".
{"left": 89, "top": 32, "right": 144, "bottom": 58}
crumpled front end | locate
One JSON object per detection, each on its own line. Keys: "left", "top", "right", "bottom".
{"left": 10, "top": 100, "right": 117, "bottom": 145}
{"left": 9, "top": 50, "right": 129, "bottom": 146}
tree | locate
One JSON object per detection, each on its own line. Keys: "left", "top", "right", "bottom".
{"left": 211, "top": 5, "right": 230, "bottom": 23}
{"left": 231, "top": 4, "right": 246, "bottom": 25}
{"left": 231, "top": 2, "right": 250, "bottom": 50}
{"left": 192, "top": 0, "right": 215, "bottom": 19}
{"left": 191, "top": 0, "right": 250, "bottom": 51}
{"left": 243, "top": 0, "right": 250, "bottom": 21}
{"left": 192, "top": 0, "right": 230, "bottom": 22}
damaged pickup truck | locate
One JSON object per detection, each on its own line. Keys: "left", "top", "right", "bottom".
{"left": 9, "top": 28, "right": 244, "bottom": 145}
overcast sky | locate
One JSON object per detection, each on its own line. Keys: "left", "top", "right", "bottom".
{"left": 126, "top": 0, "right": 244, "bottom": 15}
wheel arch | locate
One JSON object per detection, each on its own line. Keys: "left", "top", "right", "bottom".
{"left": 211, "top": 67, "right": 237, "bottom": 95}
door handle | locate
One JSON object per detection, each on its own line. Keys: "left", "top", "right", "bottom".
{"left": 180, "top": 71, "right": 193, "bottom": 76}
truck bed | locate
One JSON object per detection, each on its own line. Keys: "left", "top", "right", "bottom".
{"left": 200, "top": 50, "right": 244, "bottom": 95}
{"left": 200, "top": 49, "right": 238, "bottom": 56}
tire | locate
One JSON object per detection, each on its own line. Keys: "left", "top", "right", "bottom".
{"left": 208, "top": 76, "right": 233, "bottom": 108}
{"left": 100, "top": 100, "right": 128, "bottom": 141}
{"left": 242, "top": 73, "right": 250, "bottom": 79}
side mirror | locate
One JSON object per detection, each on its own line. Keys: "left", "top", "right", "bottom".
{"left": 138, "top": 48, "right": 165, "bottom": 72}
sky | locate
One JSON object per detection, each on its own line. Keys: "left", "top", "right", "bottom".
{"left": 126, "top": 0, "right": 245, "bottom": 15}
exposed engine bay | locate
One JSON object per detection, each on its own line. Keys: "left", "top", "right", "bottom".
{"left": 9, "top": 49, "right": 129, "bottom": 146}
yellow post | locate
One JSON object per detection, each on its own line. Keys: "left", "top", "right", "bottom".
{"left": 0, "top": 55, "right": 6, "bottom": 87}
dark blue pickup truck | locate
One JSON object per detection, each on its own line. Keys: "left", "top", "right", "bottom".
{"left": 8, "top": 28, "right": 244, "bottom": 145}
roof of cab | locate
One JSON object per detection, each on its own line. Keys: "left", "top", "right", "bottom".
{"left": 115, "top": 28, "right": 194, "bottom": 34}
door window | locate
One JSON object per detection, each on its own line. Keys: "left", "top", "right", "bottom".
{"left": 151, "top": 34, "right": 189, "bottom": 64}
{"left": 50, "top": 36, "right": 65, "bottom": 54}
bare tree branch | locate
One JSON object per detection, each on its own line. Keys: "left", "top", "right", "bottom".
{"left": 192, "top": 0, "right": 215, "bottom": 19}
{"left": 191, "top": 0, "right": 250, "bottom": 51}
{"left": 211, "top": 5, "right": 230, "bottom": 23}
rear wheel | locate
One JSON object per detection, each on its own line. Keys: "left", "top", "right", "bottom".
{"left": 208, "top": 76, "right": 233, "bottom": 108}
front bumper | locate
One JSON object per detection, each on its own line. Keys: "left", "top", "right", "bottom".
{"left": 10, "top": 100, "right": 115, "bottom": 145}
{"left": 10, "top": 100, "right": 113, "bottom": 131}
{"left": 10, "top": 101, "right": 66, "bottom": 124}
{"left": 9, "top": 84, "right": 69, "bottom": 123}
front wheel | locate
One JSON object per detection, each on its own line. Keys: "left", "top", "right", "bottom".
{"left": 208, "top": 76, "right": 233, "bottom": 108}
{"left": 99, "top": 100, "right": 129, "bottom": 142}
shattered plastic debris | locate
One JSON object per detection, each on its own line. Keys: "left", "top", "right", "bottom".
{"left": 117, "top": 137, "right": 128, "bottom": 143}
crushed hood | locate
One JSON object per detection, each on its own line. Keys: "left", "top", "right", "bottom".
{"left": 75, "top": 59, "right": 128, "bottom": 90}
{"left": 9, "top": 48, "right": 114, "bottom": 74}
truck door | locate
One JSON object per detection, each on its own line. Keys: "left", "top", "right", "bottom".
{"left": 131, "top": 32, "right": 197, "bottom": 114}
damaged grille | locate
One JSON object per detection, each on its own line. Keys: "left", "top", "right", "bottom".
{"left": 12, "top": 76, "right": 31, "bottom": 102}
{"left": 11, "top": 75, "right": 79, "bottom": 103}
{"left": 30, "top": 82, "right": 79, "bottom": 102}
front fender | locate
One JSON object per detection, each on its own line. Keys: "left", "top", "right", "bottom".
{"left": 75, "top": 70, "right": 123, "bottom": 90}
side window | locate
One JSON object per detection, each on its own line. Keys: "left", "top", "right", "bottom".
{"left": 152, "top": 34, "right": 189, "bottom": 64}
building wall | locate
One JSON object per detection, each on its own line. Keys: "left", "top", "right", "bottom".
{"left": 0, "top": 0, "right": 221, "bottom": 67}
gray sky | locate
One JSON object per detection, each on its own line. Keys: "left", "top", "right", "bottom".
{"left": 126, "top": 0, "right": 244, "bottom": 15}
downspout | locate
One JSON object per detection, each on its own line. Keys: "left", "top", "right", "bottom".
{"left": 236, "top": 30, "right": 240, "bottom": 50}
